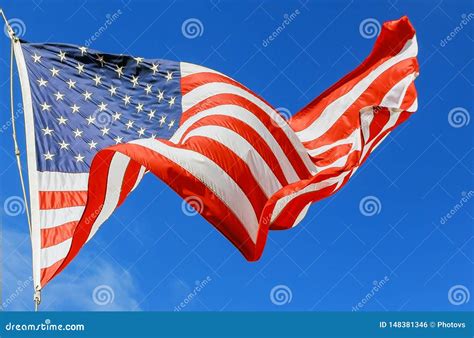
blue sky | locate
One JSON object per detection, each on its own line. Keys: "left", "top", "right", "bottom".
{"left": 1, "top": 0, "right": 473, "bottom": 311}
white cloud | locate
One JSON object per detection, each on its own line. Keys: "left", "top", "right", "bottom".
{"left": 2, "top": 227, "right": 142, "bottom": 311}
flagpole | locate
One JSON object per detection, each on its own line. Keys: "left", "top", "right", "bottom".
{"left": 1, "top": 8, "right": 41, "bottom": 312}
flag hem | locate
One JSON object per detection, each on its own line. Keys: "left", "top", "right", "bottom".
{"left": 13, "top": 41, "right": 42, "bottom": 290}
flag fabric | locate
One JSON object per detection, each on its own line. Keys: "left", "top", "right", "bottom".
{"left": 14, "top": 16, "right": 418, "bottom": 290}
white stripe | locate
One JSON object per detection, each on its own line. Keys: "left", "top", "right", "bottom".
{"left": 14, "top": 42, "right": 42, "bottom": 287}
{"left": 38, "top": 171, "right": 89, "bottom": 191}
{"left": 407, "top": 98, "right": 418, "bottom": 112}
{"left": 131, "top": 138, "right": 259, "bottom": 243}
{"left": 171, "top": 104, "right": 300, "bottom": 184}
{"left": 40, "top": 238, "right": 71, "bottom": 269}
{"left": 40, "top": 206, "right": 85, "bottom": 229}
{"left": 360, "top": 108, "right": 375, "bottom": 142}
{"left": 307, "top": 129, "right": 360, "bottom": 157}
{"left": 296, "top": 36, "right": 418, "bottom": 142}
{"left": 183, "top": 125, "right": 282, "bottom": 197}
{"left": 379, "top": 73, "right": 416, "bottom": 108}
{"left": 87, "top": 153, "right": 131, "bottom": 241}
{"left": 131, "top": 166, "right": 146, "bottom": 192}
{"left": 182, "top": 82, "right": 316, "bottom": 175}
{"left": 270, "top": 171, "right": 351, "bottom": 224}
{"left": 180, "top": 62, "right": 224, "bottom": 78}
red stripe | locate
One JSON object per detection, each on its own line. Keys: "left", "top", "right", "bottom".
{"left": 179, "top": 114, "right": 289, "bottom": 186}
{"left": 300, "top": 58, "right": 417, "bottom": 151}
{"left": 400, "top": 82, "right": 417, "bottom": 110}
{"left": 368, "top": 108, "right": 391, "bottom": 143}
{"left": 41, "top": 221, "right": 78, "bottom": 248}
{"left": 181, "top": 72, "right": 249, "bottom": 96}
{"left": 40, "top": 258, "right": 64, "bottom": 287}
{"left": 39, "top": 191, "right": 87, "bottom": 210}
{"left": 184, "top": 136, "right": 267, "bottom": 214}
{"left": 178, "top": 93, "right": 312, "bottom": 179}
{"left": 290, "top": 16, "right": 416, "bottom": 131}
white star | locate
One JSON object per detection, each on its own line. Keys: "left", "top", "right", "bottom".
{"left": 144, "top": 84, "right": 153, "bottom": 95}
{"left": 150, "top": 63, "right": 159, "bottom": 75}
{"left": 125, "top": 120, "right": 134, "bottom": 129}
{"left": 86, "top": 115, "right": 96, "bottom": 125}
{"left": 54, "top": 92, "right": 64, "bottom": 101}
{"left": 135, "top": 102, "right": 144, "bottom": 113}
{"left": 58, "top": 50, "right": 66, "bottom": 62}
{"left": 93, "top": 74, "right": 102, "bottom": 86}
{"left": 168, "top": 120, "right": 175, "bottom": 129}
{"left": 165, "top": 71, "right": 173, "bottom": 81}
{"left": 74, "top": 153, "right": 85, "bottom": 162}
{"left": 134, "top": 56, "right": 144, "bottom": 65}
{"left": 115, "top": 65, "right": 124, "bottom": 78}
{"left": 58, "top": 140, "right": 70, "bottom": 150}
{"left": 168, "top": 96, "right": 176, "bottom": 107}
{"left": 156, "top": 89, "right": 164, "bottom": 102}
{"left": 123, "top": 95, "right": 131, "bottom": 105}
{"left": 82, "top": 90, "right": 92, "bottom": 101}
{"left": 130, "top": 75, "right": 139, "bottom": 87}
{"left": 40, "top": 102, "right": 51, "bottom": 111}
{"left": 150, "top": 133, "right": 157, "bottom": 138}
{"left": 100, "top": 126, "right": 110, "bottom": 135}
{"left": 50, "top": 67, "right": 60, "bottom": 77}
{"left": 32, "top": 53, "right": 41, "bottom": 63}
{"left": 96, "top": 54, "right": 105, "bottom": 66}
{"left": 42, "top": 126, "right": 53, "bottom": 136}
{"left": 79, "top": 46, "right": 88, "bottom": 55}
{"left": 147, "top": 109, "right": 156, "bottom": 120}
{"left": 76, "top": 63, "right": 85, "bottom": 74}
{"left": 114, "top": 136, "right": 123, "bottom": 144}
{"left": 108, "top": 85, "right": 117, "bottom": 96}
{"left": 112, "top": 112, "right": 122, "bottom": 121}
{"left": 57, "top": 116, "right": 68, "bottom": 125}
{"left": 137, "top": 127, "right": 146, "bottom": 137}
{"left": 159, "top": 115, "right": 166, "bottom": 126}
{"left": 88, "top": 140, "right": 98, "bottom": 149}
{"left": 73, "top": 128, "right": 83, "bottom": 138}
{"left": 98, "top": 102, "right": 108, "bottom": 111}
{"left": 70, "top": 104, "right": 80, "bottom": 113}
{"left": 67, "top": 79, "right": 76, "bottom": 89}
{"left": 43, "top": 151, "right": 54, "bottom": 160}
{"left": 37, "top": 78, "right": 48, "bottom": 87}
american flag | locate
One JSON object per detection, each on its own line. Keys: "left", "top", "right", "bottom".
{"left": 14, "top": 16, "right": 418, "bottom": 291}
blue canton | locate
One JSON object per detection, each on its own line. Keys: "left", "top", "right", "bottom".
{"left": 21, "top": 42, "right": 182, "bottom": 173}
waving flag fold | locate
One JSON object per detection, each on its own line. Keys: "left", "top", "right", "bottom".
{"left": 14, "top": 16, "right": 418, "bottom": 290}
